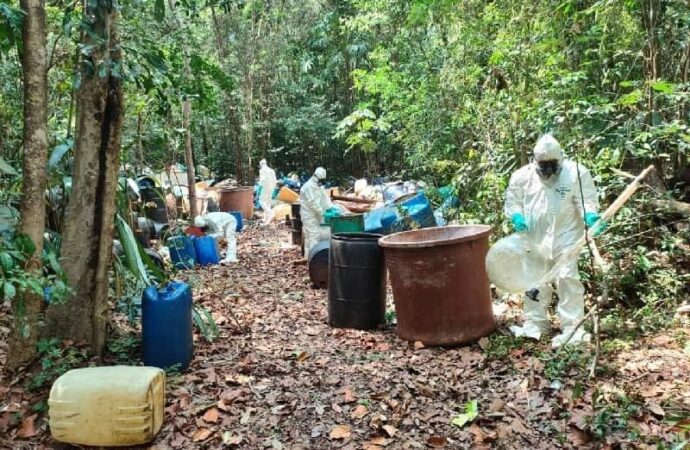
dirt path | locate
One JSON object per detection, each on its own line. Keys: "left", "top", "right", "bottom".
{"left": 3, "top": 222, "right": 689, "bottom": 449}
{"left": 150, "top": 224, "right": 690, "bottom": 449}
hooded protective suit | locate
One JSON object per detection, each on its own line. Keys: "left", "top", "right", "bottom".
{"left": 194, "top": 212, "right": 238, "bottom": 263}
{"left": 258, "top": 159, "right": 277, "bottom": 224}
{"left": 504, "top": 134, "right": 599, "bottom": 347}
{"left": 300, "top": 168, "right": 331, "bottom": 258}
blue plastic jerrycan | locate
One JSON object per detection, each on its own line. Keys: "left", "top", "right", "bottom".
{"left": 167, "top": 235, "right": 196, "bottom": 270}
{"left": 194, "top": 235, "right": 220, "bottom": 266}
{"left": 142, "top": 281, "right": 194, "bottom": 371}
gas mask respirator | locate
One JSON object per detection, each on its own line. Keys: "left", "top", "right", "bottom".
{"left": 537, "top": 159, "right": 560, "bottom": 179}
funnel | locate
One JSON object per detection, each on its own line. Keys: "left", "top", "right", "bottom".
{"left": 485, "top": 234, "right": 548, "bottom": 294}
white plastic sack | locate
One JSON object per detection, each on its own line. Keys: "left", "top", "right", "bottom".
{"left": 485, "top": 234, "right": 548, "bottom": 294}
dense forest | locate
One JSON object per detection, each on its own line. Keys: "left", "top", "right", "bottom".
{"left": 1, "top": 0, "right": 690, "bottom": 448}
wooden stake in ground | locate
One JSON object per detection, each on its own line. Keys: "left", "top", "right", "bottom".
{"left": 183, "top": 97, "right": 197, "bottom": 220}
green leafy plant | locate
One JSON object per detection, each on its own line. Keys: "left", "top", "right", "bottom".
{"left": 106, "top": 331, "right": 140, "bottom": 364}
{"left": 1, "top": 233, "right": 71, "bottom": 336}
{"left": 542, "top": 345, "right": 589, "bottom": 382}
{"left": 589, "top": 392, "right": 641, "bottom": 440}
{"left": 27, "top": 339, "right": 89, "bottom": 392}
{"left": 193, "top": 304, "right": 219, "bottom": 342}
{"left": 384, "top": 308, "right": 396, "bottom": 325}
{"left": 484, "top": 334, "right": 532, "bottom": 361}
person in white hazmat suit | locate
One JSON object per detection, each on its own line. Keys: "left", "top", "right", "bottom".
{"left": 299, "top": 167, "right": 336, "bottom": 259}
{"left": 194, "top": 212, "right": 238, "bottom": 263}
{"left": 258, "top": 159, "right": 277, "bottom": 225}
{"left": 504, "top": 134, "right": 603, "bottom": 348}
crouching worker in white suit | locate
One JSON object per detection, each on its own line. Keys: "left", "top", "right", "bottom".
{"left": 504, "top": 134, "right": 603, "bottom": 348}
{"left": 194, "top": 212, "right": 238, "bottom": 263}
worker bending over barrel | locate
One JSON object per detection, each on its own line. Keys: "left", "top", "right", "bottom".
{"left": 504, "top": 134, "right": 603, "bottom": 348}
{"left": 194, "top": 212, "right": 238, "bottom": 264}
{"left": 300, "top": 167, "right": 343, "bottom": 258}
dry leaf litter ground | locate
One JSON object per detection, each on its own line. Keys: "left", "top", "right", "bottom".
{"left": 1, "top": 221, "right": 690, "bottom": 449}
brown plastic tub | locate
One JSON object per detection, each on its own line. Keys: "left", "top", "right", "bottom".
{"left": 379, "top": 225, "right": 495, "bottom": 346}
{"left": 218, "top": 187, "right": 254, "bottom": 220}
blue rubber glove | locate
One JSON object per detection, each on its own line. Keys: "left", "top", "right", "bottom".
{"left": 324, "top": 207, "right": 341, "bottom": 218}
{"left": 256, "top": 185, "right": 263, "bottom": 198}
{"left": 511, "top": 213, "right": 528, "bottom": 232}
{"left": 585, "top": 211, "right": 606, "bottom": 236}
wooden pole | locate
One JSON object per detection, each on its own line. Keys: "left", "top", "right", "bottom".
{"left": 183, "top": 97, "right": 197, "bottom": 220}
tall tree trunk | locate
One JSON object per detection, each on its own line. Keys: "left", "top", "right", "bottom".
{"left": 677, "top": 34, "right": 690, "bottom": 177}
{"left": 136, "top": 112, "right": 144, "bottom": 172}
{"left": 641, "top": 0, "right": 663, "bottom": 174}
{"left": 183, "top": 98, "right": 197, "bottom": 219}
{"left": 6, "top": 0, "right": 48, "bottom": 371}
{"left": 44, "top": 0, "right": 123, "bottom": 355}
{"left": 201, "top": 118, "right": 210, "bottom": 160}
{"left": 66, "top": 46, "right": 80, "bottom": 138}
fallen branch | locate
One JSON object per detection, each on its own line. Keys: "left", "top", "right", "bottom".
{"left": 330, "top": 193, "right": 377, "bottom": 204}
{"left": 612, "top": 167, "right": 689, "bottom": 216}
{"left": 653, "top": 199, "right": 690, "bottom": 216}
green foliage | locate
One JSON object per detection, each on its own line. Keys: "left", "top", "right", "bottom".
{"left": 589, "top": 391, "right": 642, "bottom": 440}
{"left": 484, "top": 334, "right": 530, "bottom": 361}
{"left": 1, "top": 233, "right": 70, "bottom": 324}
{"left": 106, "top": 331, "right": 140, "bottom": 364}
{"left": 115, "top": 214, "right": 167, "bottom": 287}
{"left": 27, "top": 339, "right": 89, "bottom": 391}
{"left": 0, "top": 2, "right": 23, "bottom": 53}
{"left": 542, "top": 345, "right": 589, "bottom": 382}
{"left": 384, "top": 308, "right": 396, "bottom": 325}
{"left": 193, "top": 304, "right": 219, "bottom": 342}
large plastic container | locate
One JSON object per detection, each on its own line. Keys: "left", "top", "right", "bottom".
{"left": 167, "top": 235, "right": 196, "bottom": 270}
{"left": 328, "top": 214, "right": 365, "bottom": 234}
{"left": 193, "top": 235, "right": 220, "bottom": 266}
{"left": 49, "top": 366, "right": 165, "bottom": 446}
{"left": 277, "top": 186, "right": 300, "bottom": 203}
{"left": 390, "top": 192, "right": 437, "bottom": 232}
{"left": 140, "top": 187, "right": 168, "bottom": 224}
{"left": 379, "top": 225, "right": 495, "bottom": 346}
{"left": 382, "top": 182, "right": 410, "bottom": 203}
{"left": 308, "top": 240, "right": 330, "bottom": 289}
{"left": 364, "top": 206, "right": 398, "bottom": 234}
{"left": 485, "top": 233, "right": 548, "bottom": 293}
{"left": 328, "top": 233, "right": 386, "bottom": 330}
{"left": 219, "top": 186, "right": 254, "bottom": 220}
{"left": 142, "top": 281, "right": 194, "bottom": 370}
{"left": 229, "top": 211, "right": 243, "bottom": 232}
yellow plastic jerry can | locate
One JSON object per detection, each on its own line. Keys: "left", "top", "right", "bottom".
{"left": 49, "top": 366, "right": 165, "bottom": 446}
